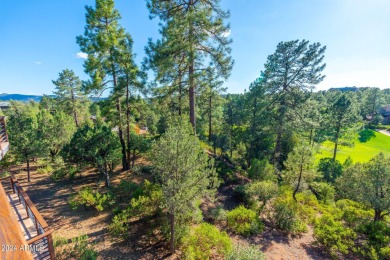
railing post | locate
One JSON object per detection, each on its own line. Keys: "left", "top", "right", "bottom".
{"left": 46, "top": 233, "right": 56, "bottom": 260}
{"left": 10, "top": 176, "right": 15, "bottom": 193}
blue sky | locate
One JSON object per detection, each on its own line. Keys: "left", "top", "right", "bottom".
{"left": 1, "top": 0, "right": 389, "bottom": 95}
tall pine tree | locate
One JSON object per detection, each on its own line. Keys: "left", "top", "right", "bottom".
{"left": 145, "top": 0, "right": 233, "bottom": 133}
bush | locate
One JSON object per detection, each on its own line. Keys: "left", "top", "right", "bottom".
{"left": 358, "top": 221, "right": 390, "bottom": 258}
{"left": 112, "top": 180, "right": 139, "bottom": 202}
{"left": 226, "top": 244, "right": 265, "bottom": 260}
{"left": 0, "top": 171, "right": 10, "bottom": 178}
{"left": 108, "top": 180, "right": 163, "bottom": 239}
{"left": 248, "top": 158, "right": 276, "bottom": 181}
{"left": 227, "top": 206, "right": 263, "bottom": 236}
{"left": 247, "top": 180, "right": 279, "bottom": 211}
{"left": 108, "top": 211, "right": 129, "bottom": 238}
{"left": 310, "top": 182, "right": 335, "bottom": 203}
{"left": 318, "top": 158, "right": 343, "bottom": 183}
{"left": 128, "top": 180, "right": 162, "bottom": 218}
{"left": 51, "top": 165, "right": 80, "bottom": 181}
{"left": 336, "top": 199, "right": 373, "bottom": 228}
{"left": 314, "top": 214, "right": 356, "bottom": 256}
{"left": 210, "top": 206, "right": 227, "bottom": 223}
{"left": 273, "top": 198, "right": 299, "bottom": 232}
{"left": 54, "top": 234, "right": 98, "bottom": 260}
{"left": 233, "top": 185, "right": 250, "bottom": 204}
{"left": 183, "top": 223, "right": 232, "bottom": 259}
{"left": 69, "top": 187, "right": 112, "bottom": 213}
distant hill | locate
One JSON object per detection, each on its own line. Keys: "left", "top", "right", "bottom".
{"left": 0, "top": 93, "right": 48, "bottom": 102}
{"left": 328, "top": 87, "right": 359, "bottom": 92}
{"left": 0, "top": 93, "right": 105, "bottom": 102}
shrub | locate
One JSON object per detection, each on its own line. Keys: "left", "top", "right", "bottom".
{"left": 314, "top": 214, "right": 356, "bottom": 256}
{"left": 108, "top": 181, "right": 163, "bottom": 239}
{"left": 51, "top": 165, "right": 80, "bottom": 181}
{"left": 318, "top": 158, "right": 343, "bottom": 183}
{"left": 0, "top": 171, "right": 10, "bottom": 178}
{"left": 108, "top": 211, "right": 129, "bottom": 238}
{"left": 358, "top": 221, "right": 390, "bottom": 258}
{"left": 226, "top": 244, "right": 265, "bottom": 260}
{"left": 247, "top": 180, "right": 279, "bottom": 211}
{"left": 210, "top": 206, "right": 227, "bottom": 223}
{"left": 128, "top": 180, "right": 162, "bottom": 218}
{"left": 233, "top": 185, "right": 250, "bottom": 204}
{"left": 37, "top": 164, "right": 54, "bottom": 174}
{"left": 273, "top": 198, "right": 299, "bottom": 232}
{"left": 54, "top": 234, "right": 98, "bottom": 260}
{"left": 309, "top": 182, "right": 335, "bottom": 203}
{"left": 112, "top": 180, "right": 139, "bottom": 202}
{"left": 248, "top": 158, "right": 276, "bottom": 181}
{"left": 336, "top": 199, "right": 373, "bottom": 228}
{"left": 227, "top": 206, "right": 263, "bottom": 236}
{"left": 69, "top": 187, "right": 112, "bottom": 213}
{"left": 52, "top": 168, "right": 67, "bottom": 181}
{"left": 183, "top": 223, "right": 232, "bottom": 259}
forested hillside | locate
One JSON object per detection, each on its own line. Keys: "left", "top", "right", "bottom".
{"left": 1, "top": 0, "right": 389, "bottom": 259}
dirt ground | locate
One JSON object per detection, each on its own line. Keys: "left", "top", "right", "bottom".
{"left": 207, "top": 183, "right": 330, "bottom": 260}
{"left": 6, "top": 160, "right": 173, "bottom": 260}
{"left": 5, "top": 161, "right": 331, "bottom": 260}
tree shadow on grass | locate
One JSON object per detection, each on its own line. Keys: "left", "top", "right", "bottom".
{"left": 359, "top": 129, "right": 376, "bottom": 143}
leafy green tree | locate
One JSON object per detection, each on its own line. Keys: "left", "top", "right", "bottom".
{"left": 247, "top": 180, "right": 279, "bottom": 211}
{"left": 7, "top": 102, "right": 42, "bottom": 182}
{"left": 283, "top": 144, "right": 316, "bottom": 201}
{"left": 64, "top": 125, "right": 121, "bottom": 187}
{"left": 336, "top": 153, "right": 390, "bottom": 221}
{"left": 145, "top": 0, "right": 233, "bottom": 132}
{"left": 52, "top": 69, "right": 87, "bottom": 127}
{"left": 128, "top": 131, "right": 150, "bottom": 168}
{"left": 317, "top": 157, "right": 343, "bottom": 183}
{"left": 261, "top": 40, "right": 326, "bottom": 169}
{"left": 323, "top": 92, "right": 360, "bottom": 160}
{"left": 37, "top": 110, "right": 76, "bottom": 161}
{"left": 150, "top": 121, "right": 218, "bottom": 254}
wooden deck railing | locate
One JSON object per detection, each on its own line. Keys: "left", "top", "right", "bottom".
{"left": 0, "top": 175, "right": 55, "bottom": 260}
{"left": 0, "top": 116, "right": 9, "bottom": 160}
{"left": 0, "top": 116, "right": 8, "bottom": 143}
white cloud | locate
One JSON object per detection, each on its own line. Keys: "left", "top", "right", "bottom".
{"left": 221, "top": 29, "right": 231, "bottom": 37}
{"left": 35, "top": 61, "right": 42, "bottom": 65}
{"left": 76, "top": 52, "right": 88, "bottom": 59}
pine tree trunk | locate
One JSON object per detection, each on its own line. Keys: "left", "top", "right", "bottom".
{"left": 170, "top": 212, "right": 175, "bottom": 255}
{"left": 132, "top": 147, "right": 136, "bottom": 168}
{"left": 125, "top": 79, "right": 132, "bottom": 168}
{"left": 208, "top": 93, "right": 212, "bottom": 142}
{"left": 189, "top": 64, "right": 196, "bottom": 133}
{"left": 333, "top": 127, "right": 340, "bottom": 161}
{"left": 71, "top": 89, "right": 79, "bottom": 127}
{"left": 108, "top": 24, "right": 128, "bottom": 170}
{"left": 374, "top": 209, "right": 382, "bottom": 221}
{"left": 273, "top": 115, "right": 284, "bottom": 170}
{"left": 249, "top": 97, "right": 257, "bottom": 165}
{"left": 26, "top": 155, "right": 31, "bottom": 182}
{"left": 105, "top": 171, "right": 110, "bottom": 188}
{"left": 117, "top": 100, "right": 129, "bottom": 170}
{"left": 188, "top": 5, "right": 196, "bottom": 134}
{"left": 178, "top": 71, "right": 182, "bottom": 116}
{"left": 293, "top": 155, "right": 304, "bottom": 202}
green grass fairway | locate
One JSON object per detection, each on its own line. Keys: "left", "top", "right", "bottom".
{"left": 317, "top": 131, "right": 390, "bottom": 163}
